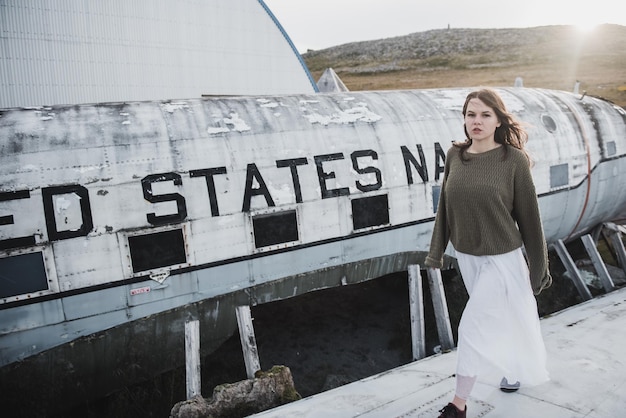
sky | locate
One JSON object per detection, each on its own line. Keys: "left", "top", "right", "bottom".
{"left": 264, "top": 0, "right": 625, "bottom": 53}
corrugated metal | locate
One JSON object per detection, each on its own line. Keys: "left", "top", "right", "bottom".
{"left": 0, "top": 0, "right": 318, "bottom": 108}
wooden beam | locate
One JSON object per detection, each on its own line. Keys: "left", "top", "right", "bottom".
{"left": 185, "top": 320, "right": 201, "bottom": 399}
{"left": 553, "top": 239, "right": 593, "bottom": 301}
{"left": 581, "top": 234, "right": 615, "bottom": 293}
{"left": 607, "top": 223, "right": 626, "bottom": 274}
{"left": 426, "top": 268, "right": 455, "bottom": 351}
{"left": 236, "top": 305, "right": 261, "bottom": 379}
{"left": 408, "top": 264, "right": 425, "bottom": 360}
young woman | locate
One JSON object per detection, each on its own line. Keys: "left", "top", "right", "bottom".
{"left": 425, "top": 88, "right": 552, "bottom": 418}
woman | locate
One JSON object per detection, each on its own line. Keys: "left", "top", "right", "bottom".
{"left": 425, "top": 88, "right": 552, "bottom": 418}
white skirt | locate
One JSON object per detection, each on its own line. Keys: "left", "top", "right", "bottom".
{"left": 454, "top": 247, "right": 549, "bottom": 386}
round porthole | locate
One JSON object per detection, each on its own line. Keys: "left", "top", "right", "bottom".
{"left": 541, "top": 114, "right": 557, "bottom": 133}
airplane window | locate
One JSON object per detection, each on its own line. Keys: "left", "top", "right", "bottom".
{"left": 541, "top": 114, "right": 557, "bottom": 133}
{"left": 128, "top": 229, "right": 187, "bottom": 273}
{"left": 550, "top": 164, "right": 569, "bottom": 189}
{"left": 351, "top": 194, "right": 390, "bottom": 230}
{"left": 606, "top": 141, "right": 616, "bottom": 156}
{"left": 0, "top": 252, "right": 48, "bottom": 299}
{"left": 432, "top": 185, "right": 441, "bottom": 213}
{"left": 253, "top": 210, "right": 299, "bottom": 248}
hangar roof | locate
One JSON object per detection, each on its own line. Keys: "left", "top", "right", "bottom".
{"left": 0, "top": 0, "right": 318, "bottom": 108}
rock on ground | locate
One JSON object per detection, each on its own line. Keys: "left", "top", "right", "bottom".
{"left": 170, "top": 365, "right": 301, "bottom": 418}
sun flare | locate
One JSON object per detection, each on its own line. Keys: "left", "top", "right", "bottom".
{"left": 574, "top": 22, "right": 599, "bottom": 33}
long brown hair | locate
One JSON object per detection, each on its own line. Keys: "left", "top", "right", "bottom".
{"left": 455, "top": 88, "right": 530, "bottom": 165}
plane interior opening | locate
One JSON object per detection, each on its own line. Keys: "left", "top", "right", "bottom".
{"left": 0, "top": 251, "right": 48, "bottom": 299}
{"left": 128, "top": 228, "right": 187, "bottom": 273}
{"left": 245, "top": 272, "right": 431, "bottom": 397}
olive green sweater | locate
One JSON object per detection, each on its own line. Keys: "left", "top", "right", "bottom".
{"left": 425, "top": 145, "right": 552, "bottom": 295}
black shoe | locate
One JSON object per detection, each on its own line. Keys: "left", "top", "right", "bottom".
{"left": 500, "top": 377, "right": 521, "bottom": 392}
{"left": 437, "top": 402, "right": 467, "bottom": 418}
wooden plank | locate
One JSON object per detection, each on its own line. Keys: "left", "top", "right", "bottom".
{"left": 236, "top": 305, "right": 261, "bottom": 379}
{"left": 553, "top": 239, "right": 592, "bottom": 301}
{"left": 581, "top": 234, "right": 615, "bottom": 293}
{"left": 184, "top": 320, "right": 201, "bottom": 399}
{"left": 609, "top": 227, "right": 626, "bottom": 274}
{"left": 408, "top": 264, "right": 425, "bottom": 360}
{"left": 426, "top": 268, "right": 455, "bottom": 351}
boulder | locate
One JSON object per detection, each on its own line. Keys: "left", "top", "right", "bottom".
{"left": 170, "top": 365, "right": 301, "bottom": 418}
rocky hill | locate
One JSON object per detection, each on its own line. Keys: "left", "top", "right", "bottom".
{"left": 303, "top": 25, "right": 626, "bottom": 107}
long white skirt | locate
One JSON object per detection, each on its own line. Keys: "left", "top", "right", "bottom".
{"left": 454, "top": 247, "right": 549, "bottom": 386}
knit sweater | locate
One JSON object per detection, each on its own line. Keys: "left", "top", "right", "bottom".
{"left": 424, "top": 145, "right": 552, "bottom": 295}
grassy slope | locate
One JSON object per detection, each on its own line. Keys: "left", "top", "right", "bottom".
{"left": 303, "top": 25, "right": 626, "bottom": 108}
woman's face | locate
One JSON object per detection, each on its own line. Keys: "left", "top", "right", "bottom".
{"left": 464, "top": 98, "right": 501, "bottom": 143}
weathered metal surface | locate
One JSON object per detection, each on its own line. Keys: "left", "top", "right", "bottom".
{"left": 1, "top": 87, "right": 625, "bottom": 410}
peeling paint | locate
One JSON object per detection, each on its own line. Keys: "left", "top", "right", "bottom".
{"left": 161, "top": 102, "right": 190, "bottom": 113}
{"left": 207, "top": 126, "right": 230, "bottom": 135}
{"left": 304, "top": 104, "right": 382, "bottom": 125}
{"left": 223, "top": 112, "right": 251, "bottom": 132}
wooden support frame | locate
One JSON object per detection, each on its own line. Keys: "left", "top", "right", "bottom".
{"left": 426, "top": 267, "right": 455, "bottom": 352}
{"left": 236, "top": 305, "right": 261, "bottom": 379}
{"left": 581, "top": 234, "right": 615, "bottom": 293}
{"left": 408, "top": 264, "right": 425, "bottom": 360}
{"left": 607, "top": 224, "right": 626, "bottom": 274}
{"left": 185, "top": 320, "right": 201, "bottom": 399}
{"left": 553, "top": 239, "right": 593, "bottom": 301}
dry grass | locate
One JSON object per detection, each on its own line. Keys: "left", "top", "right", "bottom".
{"left": 304, "top": 25, "right": 626, "bottom": 108}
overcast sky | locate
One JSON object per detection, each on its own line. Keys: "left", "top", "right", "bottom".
{"left": 264, "top": 0, "right": 625, "bottom": 52}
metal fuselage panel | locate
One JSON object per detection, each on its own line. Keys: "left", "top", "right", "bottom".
{"left": 1, "top": 87, "right": 625, "bottom": 368}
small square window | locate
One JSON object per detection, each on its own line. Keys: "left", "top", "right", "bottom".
{"left": 0, "top": 252, "right": 48, "bottom": 298}
{"left": 606, "top": 141, "right": 616, "bottom": 156}
{"left": 252, "top": 210, "right": 299, "bottom": 248}
{"left": 432, "top": 185, "right": 442, "bottom": 213}
{"left": 550, "top": 164, "right": 569, "bottom": 189}
{"left": 128, "top": 229, "right": 187, "bottom": 273}
{"left": 351, "top": 195, "right": 389, "bottom": 230}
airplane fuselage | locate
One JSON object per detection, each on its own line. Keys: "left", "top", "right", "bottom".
{"left": 1, "top": 87, "right": 625, "bottom": 409}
